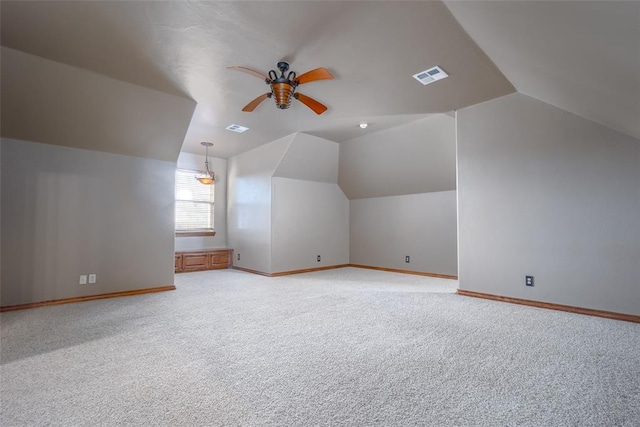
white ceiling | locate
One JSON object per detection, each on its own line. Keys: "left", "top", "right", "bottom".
{"left": 1, "top": 1, "right": 637, "bottom": 160}
{"left": 445, "top": 0, "right": 640, "bottom": 144}
{"left": 0, "top": 1, "right": 513, "bottom": 159}
{"left": 1, "top": 46, "right": 196, "bottom": 162}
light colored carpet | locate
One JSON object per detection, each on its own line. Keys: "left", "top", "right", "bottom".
{"left": 1, "top": 267, "right": 638, "bottom": 426}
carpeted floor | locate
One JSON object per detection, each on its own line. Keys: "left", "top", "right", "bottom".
{"left": 1, "top": 267, "right": 639, "bottom": 426}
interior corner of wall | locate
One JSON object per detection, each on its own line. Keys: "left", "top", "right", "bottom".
{"left": 271, "top": 133, "right": 296, "bottom": 178}
{"left": 336, "top": 182, "right": 350, "bottom": 201}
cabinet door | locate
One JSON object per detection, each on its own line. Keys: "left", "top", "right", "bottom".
{"left": 209, "top": 252, "right": 229, "bottom": 269}
{"left": 175, "top": 255, "right": 183, "bottom": 272}
{"left": 182, "top": 253, "right": 208, "bottom": 271}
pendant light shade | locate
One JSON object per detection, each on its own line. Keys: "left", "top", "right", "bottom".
{"left": 196, "top": 142, "right": 215, "bottom": 185}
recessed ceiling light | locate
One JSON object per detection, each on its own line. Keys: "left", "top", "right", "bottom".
{"left": 359, "top": 123, "right": 368, "bottom": 129}
{"left": 226, "top": 124, "right": 249, "bottom": 133}
{"left": 412, "top": 66, "right": 448, "bottom": 85}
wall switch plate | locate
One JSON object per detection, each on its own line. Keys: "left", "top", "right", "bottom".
{"left": 79, "top": 275, "right": 87, "bottom": 285}
{"left": 88, "top": 274, "right": 97, "bottom": 284}
{"left": 405, "top": 256, "right": 410, "bottom": 263}
{"left": 237, "top": 253, "right": 240, "bottom": 261}
{"left": 317, "top": 255, "right": 321, "bottom": 262}
{"left": 525, "top": 275, "right": 534, "bottom": 286}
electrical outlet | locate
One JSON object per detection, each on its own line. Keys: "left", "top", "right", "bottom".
{"left": 525, "top": 275, "right": 534, "bottom": 287}
{"left": 237, "top": 253, "right": 240, "bottom": 261}
{"left": 88, "top": 274, "right": 97, "bottom": 284}
{"left": 405, "top": 256, "right": 410, "bottom": 263}
{"left": 79, "top": 275, "right": 87, "bottom": 285}
{"left": 317, "top": 255, "right": 321, "bottom": 262}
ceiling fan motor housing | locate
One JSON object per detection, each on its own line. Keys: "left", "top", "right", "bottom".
{"left": 272, "top": 82, "right": 295, "bottom": 109}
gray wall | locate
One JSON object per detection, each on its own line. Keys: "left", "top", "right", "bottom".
{"left": 227, "top": 133, "right": 349, "bottom": 274}
{"left": 227, "top": 135, "right": 293, "bottom": 273}
{"left": 350, "top": 191, "right": 457, "bottom": 276}
{"left": 339, "top": 114, "right": 458, "bottom": 276}
{"left": 272, "top": 178, "right": 349, "bottom": 273}
{"left": 457, "top": 93, "right": 640, "bottom": 315}
{"left": 1, "top": 139, "right": 176, "bottom": 306}
{"left": 175, "top": 152, "right": 228, "bottom": 251}
{"left": 272, "top": 133, "right": 348, "bottom": 273}
{"left": 0, "top": 142, "right": 2, "bottom": 288}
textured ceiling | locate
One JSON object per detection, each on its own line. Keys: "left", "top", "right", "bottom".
{"left": 444, "top": 0, "right": 640, "bottom": 142}
{"left": 2, "top": 1, "right": 636, "bottom": 160}
{"left": 0, "top": 1, "right": 513, "bottom": 159}
{"left": 1, "top": 46, "right": 196, "bottom": 162}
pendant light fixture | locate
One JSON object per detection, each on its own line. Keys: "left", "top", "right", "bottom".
{"left": 195, "top": 142, "right": 215, "bottom": 185}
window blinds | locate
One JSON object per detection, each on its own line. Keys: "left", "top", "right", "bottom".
{"left": 175, "top": 169, "right": 214, "bottom": 231}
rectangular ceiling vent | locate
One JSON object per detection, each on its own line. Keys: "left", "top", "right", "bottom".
{"left": 226, "top": 124, "right": 249, "bottom": 133}
{"left": 412, "top": 66, "right": 448, "bottom": 85}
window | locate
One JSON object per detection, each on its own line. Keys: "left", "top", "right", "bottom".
{"left": 175, "top": 169, "right": 215, "bottom": 236}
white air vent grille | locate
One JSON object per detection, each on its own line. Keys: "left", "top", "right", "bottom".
{"left": 226, "top": 124, "right": 249, "bottom": 133}
{"left": 412, "top": 66, "right": 448, "bottom": 85}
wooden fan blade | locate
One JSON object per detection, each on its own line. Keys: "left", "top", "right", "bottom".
{"left": 242, "top": 93, "right": 270, "bottom": 112}
{"left": 295, "top": 92, "right": 328, "bottom": 115}
{"left": 227, "top": 66, "right": 270, "bottom": 82}
{"left": 295, "top": 67, "right": 333, "bottom": 85}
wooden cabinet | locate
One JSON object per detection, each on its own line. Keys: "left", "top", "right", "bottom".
{"left": 209, "top": 252, "right": 230, "bottom": 270}
{"left": 175, "top": 249, "right": 232, "bottom": 273}
{"left": 182, "top": 253, "right": 208, "bottom": 271}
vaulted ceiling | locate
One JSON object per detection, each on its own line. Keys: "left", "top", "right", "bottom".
{"left": 445, "top": 1, "right": 640, "bottom": 145}
{"left": 1, "top": 1, "right": 638, "bottom": 160}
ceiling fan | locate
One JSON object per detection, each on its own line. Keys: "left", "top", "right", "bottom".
{"left": 227, "top": 61, "right": 333, "bottom": 115}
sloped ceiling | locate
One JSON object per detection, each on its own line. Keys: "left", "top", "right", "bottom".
{"left": 1, "top": 47, "right": 196, "bottom": 162}
{"left": 445, "top": 0, "right": 640, "bottom": 141}
{"left": 1, "top": 1, "right": 637, "bottom": 160}
{"left": 273, "top": 133, "right": 339, "bottom": 184}
{"left": 339, "top": 115, "right": 456, "bottom": 200}
{"left": 0, "top": 1, "right": 513, "bottom": 159}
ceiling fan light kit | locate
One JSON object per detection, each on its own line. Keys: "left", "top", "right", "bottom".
{"left": 228, "top": 61, "right": 333, "bottom": 114}
{"left": 270, "top": 62, "right": 295, "bottom": 109}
